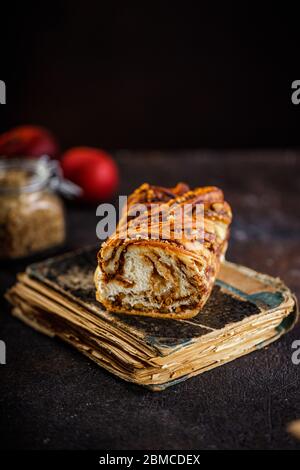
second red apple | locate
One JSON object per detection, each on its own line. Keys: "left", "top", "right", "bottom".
{"left": 61, "top": 147, "right": 119, "bottom": 201}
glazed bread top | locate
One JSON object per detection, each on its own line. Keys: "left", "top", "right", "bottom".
{"left": 100, "top": 182, "right": 232, "bottom": 264}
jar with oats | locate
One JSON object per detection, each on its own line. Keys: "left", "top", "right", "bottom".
{"left": 0, "top": 157, "right": 77, "bottom": 258}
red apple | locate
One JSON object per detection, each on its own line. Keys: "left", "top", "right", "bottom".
{"left": 0, "top": 125, "right": 59, "bottom": 158}
{"left": 61, "top": 147, "right": 119, "bottom": 201}
{"left": 61, "top": 147, "right": 104, "bottom": 181}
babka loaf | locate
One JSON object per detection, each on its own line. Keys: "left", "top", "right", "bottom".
{"left": 95, "top": 183, "right": 232, "bottom": 319}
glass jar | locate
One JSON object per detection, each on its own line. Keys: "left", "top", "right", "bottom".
{"left": 0, "top": 157, "right": 67, "bottom": 258}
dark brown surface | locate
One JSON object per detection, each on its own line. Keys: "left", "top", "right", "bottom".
{"left": 1, "top": 151, "right": 300, "bottom": 449}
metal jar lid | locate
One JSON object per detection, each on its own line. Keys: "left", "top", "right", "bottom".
{"left": 0, "top": 155, "right": 82, "bottom": 198}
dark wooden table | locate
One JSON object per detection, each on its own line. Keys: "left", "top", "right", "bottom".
{"left": 1, "top": 151, "right": 300, "bottom": 450}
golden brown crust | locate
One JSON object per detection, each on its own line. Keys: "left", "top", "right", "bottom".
{"left": 96, "top": 182, "right": 232, "bottom": 318}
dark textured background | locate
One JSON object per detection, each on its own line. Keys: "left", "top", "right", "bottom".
{"left": 1, "top": 151, "right": 300, "bottom": 450}
{"left": 1, "top": 2, "right": 300, "bottom": 149}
